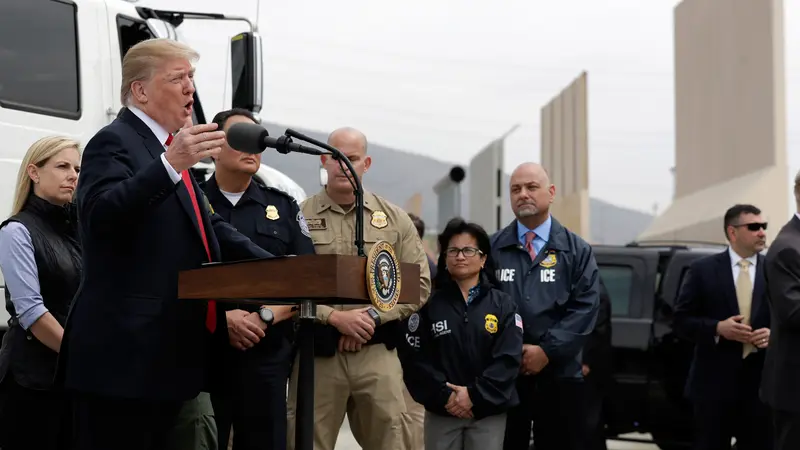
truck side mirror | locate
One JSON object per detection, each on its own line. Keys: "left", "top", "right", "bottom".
{"left": 230, "top": 31, "right": 263, "bottom": 113}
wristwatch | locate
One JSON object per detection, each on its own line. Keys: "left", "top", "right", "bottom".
{"left": 259, "top": 307, "right": 275, "bottom": 326}
{"left": 366, "top": 307, "right": 381, "bottom": 326}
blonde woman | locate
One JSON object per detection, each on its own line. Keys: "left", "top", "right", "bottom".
{"left": 0, "top": 136, "right": 81, "bottom": 450}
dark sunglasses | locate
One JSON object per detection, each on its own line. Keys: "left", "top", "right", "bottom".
{"left": 734, "top": 222, "right": 768, "bottom": 232}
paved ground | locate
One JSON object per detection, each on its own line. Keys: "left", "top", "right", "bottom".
{"left": 332, "top": 420, "right": 660, "bottom": 449}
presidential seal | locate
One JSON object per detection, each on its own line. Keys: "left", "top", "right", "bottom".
{"left": 366, "top": 240, "right": 402, "bottom": 312}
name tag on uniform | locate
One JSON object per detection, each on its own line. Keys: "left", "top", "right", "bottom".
{"left": 306, "top": 218, "right": 327, "bottom": 230}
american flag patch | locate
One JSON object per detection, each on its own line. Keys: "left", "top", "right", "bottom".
{"left": 514, "top": 313, "right": 523, "bottom": 330}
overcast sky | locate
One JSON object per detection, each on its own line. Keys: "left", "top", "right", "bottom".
{"left": 141, "top": 0, "right": 799, "bottom": 216}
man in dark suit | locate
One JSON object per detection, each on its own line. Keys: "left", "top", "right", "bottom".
{"left": 762, "top": 176, "right": 800, "bottom": 450}
{"left": 58, "top": 38, "right": 273, "bottom": 450}
{"left": 674, "top": 204, "right": 771, "bottom": 450}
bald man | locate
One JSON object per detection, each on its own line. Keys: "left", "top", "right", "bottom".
{"left": 490, "top": 163, "right": 600, "bottom": 450}
{"left": 286, "top": 127, "right": 431, "bottom": 450}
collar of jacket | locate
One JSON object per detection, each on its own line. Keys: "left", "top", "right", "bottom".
{"left": 494, "top": 217, "right": 570, "bottom": 252}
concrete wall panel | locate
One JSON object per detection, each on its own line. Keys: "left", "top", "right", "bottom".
{"left": 468, "top": 139, "right": 504, "bottom": 234}
{"left": 639, "top": 0, "right": 788, "bottom": 243}
{"left": 540, "top": 72, "right": 590, "bottom": 239}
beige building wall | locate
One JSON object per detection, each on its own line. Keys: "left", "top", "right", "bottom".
{"left": 541, "top": 71, "right": 590, "bottom": 239}
{"left": 639, "top": 0, "right": 788, "bottom": 244}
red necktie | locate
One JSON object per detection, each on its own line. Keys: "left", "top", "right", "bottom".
{"left": 165, "top": 135, "right": 216, "bottom": 333}
{"left": 524, "top": 231, "right": 537, "bottom": 261}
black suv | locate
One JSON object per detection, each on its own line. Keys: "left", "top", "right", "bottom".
{"left": 594, "top": 241, "right": 728, "bottom": 450}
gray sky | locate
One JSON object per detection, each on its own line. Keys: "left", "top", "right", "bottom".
{"left": 143, "top": 0, "right": 799, "bottom": 215}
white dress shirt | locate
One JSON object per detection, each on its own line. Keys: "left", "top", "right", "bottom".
{"left": 127, "top": 105, "right": 182, "bottom": 185}
{"left": 714, "top": 247, "right": 758, "bottom": 344}
{"left": 729, "top": 246, "right": 757, "bottom": 286}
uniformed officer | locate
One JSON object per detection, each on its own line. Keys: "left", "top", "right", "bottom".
{"left": 400, "top": 217, "right": 523, "bottom": 450}
{"left": 491, "top": 162, "right": 600, "bottom": 450}
{"left": 286, "top": 127, "right": 431, "bottom": 450}
{"left": 204, "top": 108, "right": 315, "bottom": 450}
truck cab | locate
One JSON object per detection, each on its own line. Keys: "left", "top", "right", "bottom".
{"left": 0, "top": 0, "right": 306, "bottom": 336}
{"left": 595, "top": 242, "right": 727, "bottom": 450}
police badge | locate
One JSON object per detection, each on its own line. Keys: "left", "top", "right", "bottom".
{"left": 366, "top": 240, "right": 402, "bottom": 312}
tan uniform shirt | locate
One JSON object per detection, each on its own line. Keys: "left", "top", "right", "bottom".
{"left": 300, "top": 188, "right": 431, "bottom": 324}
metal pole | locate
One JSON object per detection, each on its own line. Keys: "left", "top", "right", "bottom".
{"left": 295, "top": 300, "right": 316, "bottom": 450}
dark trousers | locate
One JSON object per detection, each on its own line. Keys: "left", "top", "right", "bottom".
{"left": 212, "top": 339, "right": 293, "bottom": 450}
{"left": 503, "top": 375, "right": 587, "bottom": 450}
{"left": 692, "top": 356, "right": 771, "bottom": 450}
{"left": 70, "top": 391, "right": 183, "bottom": 450}
{"left": 583, "top": 374, "right": 608, "bottom": 450}
{"left": 772, "top": 409, "right": 800, "bottom": 450}
{"left": 0, "top": 374, "right": 71, "bottom": 450}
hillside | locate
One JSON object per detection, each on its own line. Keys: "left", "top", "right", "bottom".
{"left": 257, "top": 122, "right": 653, "bottom": 245}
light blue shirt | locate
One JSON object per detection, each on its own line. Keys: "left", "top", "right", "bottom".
{"left": 517, "top": 215, "right": 552, "bottom": 255}
{"left": 0, "top": 222, "right": 48, "bottom": 330}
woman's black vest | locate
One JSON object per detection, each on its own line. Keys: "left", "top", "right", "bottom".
{"left": 0, "top": 194, "right": 81, "bottom": 390}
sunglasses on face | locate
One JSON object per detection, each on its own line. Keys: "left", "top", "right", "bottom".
{"left": 446, "top": 247, "right": 483, "bottom": 258}
{"left": 734, "top": 222, "right": 768, "bottom": 232}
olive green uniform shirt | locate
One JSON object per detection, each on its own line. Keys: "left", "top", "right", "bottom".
{"left": 300, "top": 188, "right": 431, "bottom": 324}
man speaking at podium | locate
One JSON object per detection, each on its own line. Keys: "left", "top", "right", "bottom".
{"left": 57, "top": 38, "right": 273, "bottom": 450}
{"left": 286, "top": 127, "right": 431, "bottom": 450}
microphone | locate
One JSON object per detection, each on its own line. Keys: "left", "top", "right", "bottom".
{"left": 226, "top": 122, "right": 329, "bottom": 156}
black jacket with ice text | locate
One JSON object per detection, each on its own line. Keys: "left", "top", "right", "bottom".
{"left": 491, "top": 217, "right": 600, "bottom": 379}
{"left": 397, "top": 274, "right": 523, "bottom": 419}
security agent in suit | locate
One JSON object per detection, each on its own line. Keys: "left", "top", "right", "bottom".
{"left": 490, "top": 163, "right": 600, "bottom": 450}
{"left": 204, "top": 109, "right": 316, "bottom": 450}
{"left": 674, "top": 204, "right": 771, "bottom": 450}
{"left": 57, "top": 38, "right": 273, "bottom": 450}
{"left": 762, "top": 173, "right": 800, "bottom": 450}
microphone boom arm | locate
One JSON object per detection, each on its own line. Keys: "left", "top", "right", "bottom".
{"left": 285, "top": 128, "right": 366, "bottom": 258}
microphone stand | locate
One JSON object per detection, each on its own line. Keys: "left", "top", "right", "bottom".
{"left": 280, "top": 128, "right": 365, "bottom": 450}
{"left": 284, "top": 128, "right": 366, "bottom": 258}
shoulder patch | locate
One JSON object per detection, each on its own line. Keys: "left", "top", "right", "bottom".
{"left": 297, "top": 210, "right": 311, "bottom": 238}
{"left": 514, "top": 313, "right": 523, "bottom": 330}
{"left": 408, "top": 313, "right": 420, "bottom": 333}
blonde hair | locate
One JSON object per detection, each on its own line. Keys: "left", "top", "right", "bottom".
{"left": 11, "top": 136, "right": 81, "bottom": 217}
{"left": 120, "top": 38, "right": 200, "bottom": 105}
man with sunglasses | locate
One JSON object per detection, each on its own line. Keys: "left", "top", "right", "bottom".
{"left": 673, "top": 204, "right": 771, "bottom": 450}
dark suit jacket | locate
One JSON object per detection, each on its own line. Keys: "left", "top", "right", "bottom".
{"left": 58, "top": 108, "right": 272, "bottom": 402}
{"left": 762, "top": 215, "right": 800, "bottom": 413}
{"left": 673, "top": 250, "right": 769, "bottom": 403}
{"left": 583, "top": 278, "right": 612, "bottom": 385}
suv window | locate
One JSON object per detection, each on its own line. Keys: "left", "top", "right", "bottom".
{"left": 0, "top": 0, "right": 80, "bottom": 118}
{"left": 599, "top": 264, "right": 634, "bottom": 317}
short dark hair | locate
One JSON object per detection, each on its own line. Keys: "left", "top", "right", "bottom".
{"left": 408, "top": 213, "right": 425, "bottom": 239}
{"left": 723, "top": 204, "right": 762, "bottom": 239}
{"left": 211, "top": 108, "right": 258, "bottom": 131}
{"left": 433, "top": 217, "right": 499, "bottom": 290}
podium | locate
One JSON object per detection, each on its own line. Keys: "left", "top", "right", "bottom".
{"left": 178, "top": 253, "right": 421, "bottom": 450}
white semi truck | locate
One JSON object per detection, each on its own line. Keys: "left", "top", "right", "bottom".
{"left": 0, "top": 0, "right": 307, "bottom": 335}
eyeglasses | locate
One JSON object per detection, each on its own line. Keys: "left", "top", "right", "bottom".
{"left": 446, "top": 247, "right": 483, "bottom": 258}
{"left": 734, "top": 222, "right": 768, "bottom": 232}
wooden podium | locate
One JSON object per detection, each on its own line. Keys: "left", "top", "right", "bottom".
{"left": 178, "top": 254, "right": 421, "bottom": 450}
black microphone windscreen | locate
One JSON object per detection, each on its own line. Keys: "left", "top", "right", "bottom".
{"left": 226, "top": 122, "right": 269, "bottom": 154}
